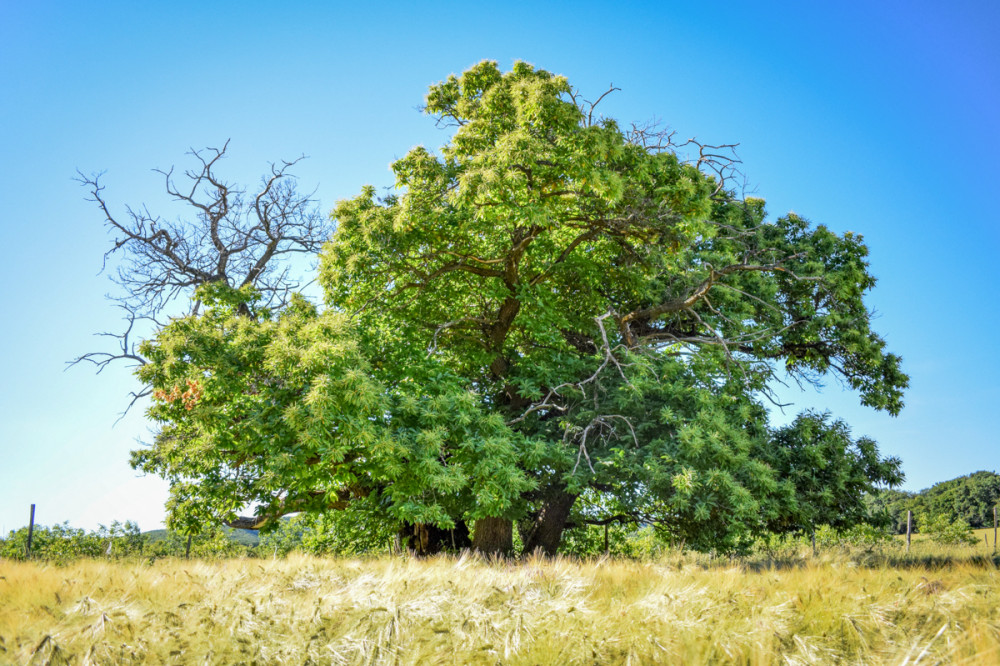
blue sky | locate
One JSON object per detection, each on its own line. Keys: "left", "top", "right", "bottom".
{"left": 1, "top": 1, "right": 997, "bottom": 533}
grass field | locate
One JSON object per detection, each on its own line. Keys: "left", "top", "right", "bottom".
{"left": 4, "top": 542, "right": 1000, "bottom": 665}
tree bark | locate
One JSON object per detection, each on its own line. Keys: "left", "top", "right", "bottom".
{"left": 472, "top": 517, "right": 514, "bottom": 557}
{"left": 522, "top": 489, "right": 578, "bottom": 556}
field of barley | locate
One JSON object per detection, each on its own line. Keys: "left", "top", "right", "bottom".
{"left": 4, "top": 545, "right": 1000, "bottom": 665}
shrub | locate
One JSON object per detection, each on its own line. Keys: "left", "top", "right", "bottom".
{"left": 814, "top": 523, "right": 896, "bottom": 550}
{"left": 921, "top": 514, "right": 978, "bottom": 546}
{"left": 0, "top": 521, "right": 143, "bottom": 561}
{"left": 557, "top": 524, "right": 670, "bottom": 559}
{"left": 258, "top": 509, "right": 398, "bottom": 557}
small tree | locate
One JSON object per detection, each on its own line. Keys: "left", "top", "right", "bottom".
{"left": 921, "top": 514, "right": 978, "bottom": 546}
{"left": 761, "top": 412, "right": 904, "bottom": 539}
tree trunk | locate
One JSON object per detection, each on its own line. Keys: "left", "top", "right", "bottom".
{"left": 400, "top": 521, "right": 471, "bottom": 556}
{"left": 472, "top": 517, "right": 513, "bottom": 557}
{"left": 522, "top": 489, "right": 578, "bottom": 556}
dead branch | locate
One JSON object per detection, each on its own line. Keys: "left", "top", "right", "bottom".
{"left": 626, "top": 120, "right": 744, "bottom": 198}
{"left": 508, "top": 312, "right": 632, "bottom": 426}
{"left": 77, "top": 141, "right": 329, "bottom": 322}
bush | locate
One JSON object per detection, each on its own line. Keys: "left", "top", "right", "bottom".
{"left": 0, "top": 521, "right": 144, "bottom": 561}
{"left": 557, "top": 524, "right": 669, "bottom": 559}
{"left": 258, "top": 509, "right": 398, "bottom": 557}
{"left": 921, "top": 514, "right": 978, "bottom": 546}
{"left": 145, "top": 528, "right": 254, "bottom": 559}
{"left": 814, "top": 523, "right": 896, "bottom": 550}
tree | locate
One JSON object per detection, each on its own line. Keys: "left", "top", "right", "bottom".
{"left": 760, "top": 412, "right": 903, "bottom": 538}
{"left": 111, "top": 61, "right": 908, "bottom": 555}
{"left": 865, "top": 488, "right": 918, "bottom": 534}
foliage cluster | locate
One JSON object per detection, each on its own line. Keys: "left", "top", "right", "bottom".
{"left": 919, "top": 513, "right": 979, "bottom": 546}
{"left": 258, "top": 507, "right": 397, "bottom": 557}
{"left": 143, "top": 528, "right": 255, "bottom": 558}
{"left": 0, "top": 522, "right": 144, "bottom": 562}
{"left": 0, "top": 523, "right": 254, "bottom": 562}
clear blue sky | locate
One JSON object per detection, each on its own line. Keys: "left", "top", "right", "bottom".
{"left": 1, "top": 1, "right": 997, "bottom": 533}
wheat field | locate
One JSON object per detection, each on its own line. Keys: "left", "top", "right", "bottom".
{"left": 3, "top": 547, "right": 1000, "bottom": 665}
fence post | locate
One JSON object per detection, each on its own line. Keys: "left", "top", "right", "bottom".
{"left": 906, "top": 510, "right": 912, "bottom": 553}
{"left": 604, "top": 523, "right": 609, "bottom": 556}
{"left": 25, "top": 504, "right": 35, "bottom": 558}
{"left": 994, "top": 506, "right": 997, "bottom": 554}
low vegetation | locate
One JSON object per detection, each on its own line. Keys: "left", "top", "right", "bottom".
{"left": 0, "top": 523, "right": 255, "bottom": 562}
{"left": 4, "top": 540, "right": 1000, "bottom": 664}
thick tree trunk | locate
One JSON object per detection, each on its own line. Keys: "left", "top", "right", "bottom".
{"left": 472, "top": 517, "right": 514, "bottom": 557}
{"left": 400, "top": 521, "right": 471, "bottom": 556}
{"left": 522, "top": 489, "right": 578, "bottom": 556}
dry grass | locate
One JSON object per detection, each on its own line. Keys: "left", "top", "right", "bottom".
{"left": 3, "top": 548, "right": 1000, "bottom": 664}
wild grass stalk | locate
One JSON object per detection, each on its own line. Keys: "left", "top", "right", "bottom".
{"left": 3, "top": 548, "right": 1000, "bottom": 664}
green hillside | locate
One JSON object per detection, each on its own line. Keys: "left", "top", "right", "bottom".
{"left": 143, "top": 527, "right": 259, "bottom": 547}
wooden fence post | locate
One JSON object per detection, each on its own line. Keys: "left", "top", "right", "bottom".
{"left": 994, "top": 506, "right": 997, "bottom": 554}
{"left": 604, "top": 523, "right": 609, "bottom": 556}
{"left": 906, "top": 510, "right": 912, "bottom": 553}
{"left": 25, "top": 504, "right": 35, "bottom": 558}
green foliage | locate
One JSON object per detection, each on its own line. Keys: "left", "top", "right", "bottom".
{"left": 144, "top": 528, "right": 254, "bottom": 558}
{"left": 259, "top": 506, "right": 398, "bottom": 557}
{"left": 760, "top": 411, "right": 903, "bottom": 536}
{"left": 869, "top": 471, "right": 1000, "bottom": 534}
{"left": 813, "top": 523, "right": 896, "bottom": 550}
{"left": 918, "top": 471, "right": 1000, "bottom": 529}
{"left": 0, "top": 522, "right": 144, "bottom": 562}
{"left": 864, "top": 488, "right": 917, "bottom": 534}
{"left": 558, "top": 524, "right": 668, "bottom": 559}
{"left": 134, "top": 294, "right": 533, "bottom": 536}
{"left": 920, "top": 514, "right": 978, "bottom": 546}
{"left": 125, "top": 61, "right": 907, "bottom": 554}
{"left": 0, "top": 521, "right": 261, "bottom": 562}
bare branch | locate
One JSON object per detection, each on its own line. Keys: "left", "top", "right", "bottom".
{"left": 578, "top": 84, "right": 621, "bottom": 126}
{"left": 78, "top": 141, "right": 330, "bottom": 322}
{"left": 75, "top": 142, "right": 332, "bottom": 397}
{"left": 620, "top": 256, "right": 812, "bottom": 330}
{"left": 508, "top": 312, "right": 631, "bottom": 426}
{"left": 68, "top": 302, "right": 150, "bottom": 373}
{"left": 625, "top": 120, "right": 744, "bottom": 198}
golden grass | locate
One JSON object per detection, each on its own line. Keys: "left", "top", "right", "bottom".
{"left": 3, "top": 548, "right": 1000, "bottom": 664}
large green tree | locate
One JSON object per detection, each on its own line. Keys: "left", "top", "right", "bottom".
{"left": 124, "top": 61, "right": 907, "bottom": 555}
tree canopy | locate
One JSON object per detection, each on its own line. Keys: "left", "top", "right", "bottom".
{"left": 109, "top": 61, "right": 907, "bottom": 555}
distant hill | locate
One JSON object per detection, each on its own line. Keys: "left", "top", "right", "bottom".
{"left": 871, "top": 471, "right": 1000, "bottom": 532}
{"left": 143, "top": 527, "right": 260, "bottom": 547}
